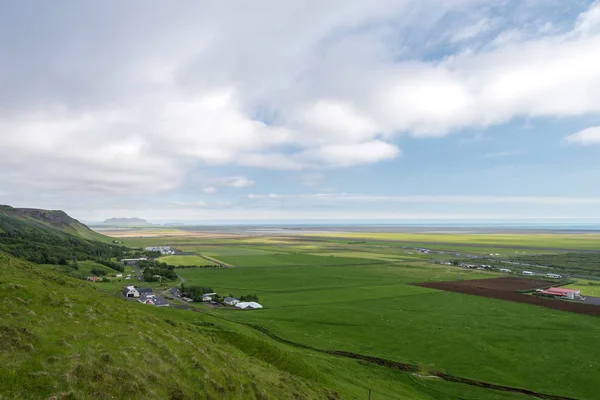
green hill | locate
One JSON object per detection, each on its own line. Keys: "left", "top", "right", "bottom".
{"left": 0, "top": 206, "right": 124, "bottom": 265}
{"left": 0, "top": 252, "right": 336, "bottom": 399}
{"left": 0, "top": 205, "right": 109, "bottom": 242}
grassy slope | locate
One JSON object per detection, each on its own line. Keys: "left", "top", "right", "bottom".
{"left": 0, "top": 252, "right": 528, "bottom": 400}
{"left": 0, "top": 253, "right": 333, "bottom": 400}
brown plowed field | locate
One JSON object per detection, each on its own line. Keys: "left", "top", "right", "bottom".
{"left": 417, "top": 277, "right": 600, "bottom": 317}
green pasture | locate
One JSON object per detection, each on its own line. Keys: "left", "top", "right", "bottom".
{"left": 213, "top": 253, "right": 382, "bottom": 267}
{"left": 179, "top": 260, "right": 600, "bottom": 400}
{"left": 156, "top": 254, "right": 209, "bottom": 265}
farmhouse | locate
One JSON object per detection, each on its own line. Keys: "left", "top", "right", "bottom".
{"left": 235, "top": 301, "right": 263, "bottom": 310}
{"left": 123, "top": 286, "right": 140, "bottom": 298}
{"left": 499, "top": 268, "right": 512, "bottom": 273}
{"left": 522, "top": 271, "right": 535, "bottom": 276}
{"left": 87, "top": 276, "right": 101, "bottom": 282}
{"left": 138, "top": 293, "right": 170, "bottom": 307}
{"left": 138, "top": 287, "right": 154, "bottom": 296}
{"left": 202, "top": 293, "right": 217, "bottom": 302}
{"left": 224, "top": 297, "right": 239, "bottom": 306}
{"left": 116, "top": 274, "right": 123, "bottom": 278}
{"left": 537, "top": 287, "right": 581, "bottom": 300}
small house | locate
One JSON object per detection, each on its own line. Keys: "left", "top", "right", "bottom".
{"left": 522, "top": 271, "right": 534, "bottom": 276}
{"left": 224, "top": 297, "right": 239, "bottom": 306}
{"left": 87, "top": 276, "right": 101, "bottom": 282}
{"left": 499, "top": 268, "right": 511, "bottom": 273}
{"left": 202, "top": 293, "right": 217, "bottom": 302}
{"left": 545, "top": 273, "right": 562, "bottom": 279}
{"left": 116, "top": 274, "right": 123, "bottom": 278}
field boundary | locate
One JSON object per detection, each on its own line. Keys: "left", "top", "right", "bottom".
{"left": 210, "top": 315, "right": 577, "bottom": 400}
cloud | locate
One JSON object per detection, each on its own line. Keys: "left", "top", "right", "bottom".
{"left": 299, "top": 173, "right": 325, "bottom": 187}
{"left": 1, "top": 0, "right": 600, "bottom": 201}
{"left": 203, "top": 187, "right": 217, "bottom": 194}
{"left": 565, "top": 126, "right": 600, "bottom": 145}
{"left": 216, "top": 176, "right": 255, "bottom": 188}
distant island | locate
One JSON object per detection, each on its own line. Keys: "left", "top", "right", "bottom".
{"left": 103, "top": 217, "right": 153, "bottom": 226}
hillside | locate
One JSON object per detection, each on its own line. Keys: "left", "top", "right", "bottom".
{"left": 0, "top": 252, "right": 336, "bottom": 399}
{"left": 0, "top": 206, "right": 124, "bottom": 265}
{"left": 103, "top": 217, "right": 153, "bottom": 227}
{"left": 0, "top": 205, "right": 109, "bottom": 242}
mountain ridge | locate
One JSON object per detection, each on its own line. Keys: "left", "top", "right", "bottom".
{"left": 103, "top": 217, "right": 153, "bottom": 226}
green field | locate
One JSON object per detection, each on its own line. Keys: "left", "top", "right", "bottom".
{"left": 564, "top": 279, "right": 600, "bottom": 296}
{"left": 156, "top": 254, "right": 210, "bottom": 266}
{"left": 101, "top": 230, "right": 600, "bottom": 399}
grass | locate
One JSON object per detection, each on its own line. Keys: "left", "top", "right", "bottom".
{"left": 0, "top": 252, "right": 532, "bottom": 399}
{"left": 156, "top": 255, "right": 211, "bottom": 266}
{"left": 214, "top": 253, "right": 382, "bottom": 267}
{"left": 180, "top": 260, "right": 600, "bottom": 400}
{"left": 563, "top": 279, "right": 600, "bottom": 296}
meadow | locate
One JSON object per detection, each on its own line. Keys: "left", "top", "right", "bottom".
{"left": 118, "top": 229, "right": 600, "bottom": 399}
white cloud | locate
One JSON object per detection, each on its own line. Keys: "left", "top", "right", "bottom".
{"left": 565, "top": 126, "right": 600, "bottom": 145}
{"left": 203, "top": 187, "right": 218, "bottom": 194}
{"left": 1, "top": 0, "right": 600, "bottom": 200}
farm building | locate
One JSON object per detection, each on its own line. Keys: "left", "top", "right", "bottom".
{"left": 235, "top": 301, "right": 263, "bottom": 310}
{"left": 499, "top": 268, "right": 512, "bottom": 273}
{"left": 87, "top": 276, "right": 101, "bottom": 282}
{"left": 522, "top": 271, "right": 535, "bottom": 276}
{"left": 545, "top": 273, "right": 562, "bottom": 279}
{"left": 202, "top": 293, "right": 217, "bottom": 302}
{"left": 224, "top": 297, "right": 239, "bottom": 306}
{"left": 123, "top": 286, "right": 140, "bottom": 298}
{"left": 138, "top": 293, "right": 170, "bottom": 307}
{"left": 145, "top": 246, "right": 175, "bottom": 255}
{"left": 536, "top": 287, "right": 581, "bottom": 300}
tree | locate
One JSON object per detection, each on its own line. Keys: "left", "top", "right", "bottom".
{"left": 71, "top": 258, "right": 79, "bottom": 270}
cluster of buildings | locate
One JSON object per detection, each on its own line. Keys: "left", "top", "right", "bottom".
{"left": 168, "top": 289, "right": 263, "bottom": 309}
{"left": 123, "top": 286, "right": 169, "bottom": 307}
{"left": 145, "top": 246, "right": 175, "bottom": 255}
{"left": 440, "top": 261, "right": 565, "bottom": 279}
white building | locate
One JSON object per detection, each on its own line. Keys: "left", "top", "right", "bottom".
{"left": 235, "top": 302, "right": 263, "bottom": 310}
{"left": 202, "top": 293, "right": 217, "bottom": 302}
{"left": 499, "top": 268, "right": 512, "bottom": 273}
{"left": 224, "top": 297, "right": 239, "bottom": 306}
{"left": 522, "top": 271, "right": 535, "bottom": 276}
{"left": 545, "top": 273, "right": 562, "bottom": 279}
{"left": 123, "top": 286, "right": 139, "bottom": 298}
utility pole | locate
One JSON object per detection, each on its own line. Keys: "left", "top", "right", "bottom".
{"left": 368, "top": 389, "right": 372, "bottom": 400}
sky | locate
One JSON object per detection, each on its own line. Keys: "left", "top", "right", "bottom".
{"left": 1, "top": 0, "right": 600, "bottom": 223}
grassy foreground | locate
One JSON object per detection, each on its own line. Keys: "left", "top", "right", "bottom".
{"left": 1, "top": 252, "right": 532, "bottom": 399}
